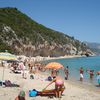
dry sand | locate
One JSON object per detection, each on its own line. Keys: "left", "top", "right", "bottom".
{"left": 0, "top": 67, "right": 100, "bottom": 100}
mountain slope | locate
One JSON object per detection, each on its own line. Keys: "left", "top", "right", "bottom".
{"left": 85, "top": 42, "right": 100, "bottom": 55}
{"left": 0, "top": 7, "right": 92, "bottom": 57}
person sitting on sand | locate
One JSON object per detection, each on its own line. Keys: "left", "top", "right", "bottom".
{"left": 15, "top": 90, "right": 25, "bottom": 100}
{"left": 43, "top": 76, "right": 65, "bottom": 98}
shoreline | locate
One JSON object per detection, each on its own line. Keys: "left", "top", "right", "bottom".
{"left": 65, "top": 78, "right": 100, "bottom": 94}
{"left": 42, "top": 55, "right": 100, "bottom": 94}
{"left": 46, "top": 55, "right": 98, "bottom": 61}
{"left": 44, "top": 55, "right": 82, "bottom": 61}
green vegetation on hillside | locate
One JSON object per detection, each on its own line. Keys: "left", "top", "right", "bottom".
{"left": 0, "top": 7, "right": 89, "bottom": 56}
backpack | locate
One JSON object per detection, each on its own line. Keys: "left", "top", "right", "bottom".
{"left": 29, "top": 89, "right": 38, "bottom": 97}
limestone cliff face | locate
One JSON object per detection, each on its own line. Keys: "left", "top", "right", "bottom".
{"left": 0, "top": 7, "right": 93, "bottom": 57}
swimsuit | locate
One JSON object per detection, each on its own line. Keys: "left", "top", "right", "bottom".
{"left": 55, "top": 79, "right": 63, "bottom": 86}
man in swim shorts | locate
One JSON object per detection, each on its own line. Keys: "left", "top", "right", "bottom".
{"left": 79, "top": 67, "right": 84, "bottom": 81}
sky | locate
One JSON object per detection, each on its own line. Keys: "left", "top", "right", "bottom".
{"left": 0, "top": 0, "right": 100, "bottom": 43}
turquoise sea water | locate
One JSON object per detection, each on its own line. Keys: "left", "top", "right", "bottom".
{"left": 46, "top": 56, "right": 100, "bottom": 86}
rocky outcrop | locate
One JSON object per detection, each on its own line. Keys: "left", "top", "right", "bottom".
{"left": 0, "top": 8, "right": 94, "bottom": 57}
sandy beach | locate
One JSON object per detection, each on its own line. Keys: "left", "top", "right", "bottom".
{"left": 0, "top": 67, "right": 100, "bottom": 100}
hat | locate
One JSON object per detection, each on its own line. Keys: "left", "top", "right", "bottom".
{"left": 19, "top": 90, "right": 25, "bottom": 97}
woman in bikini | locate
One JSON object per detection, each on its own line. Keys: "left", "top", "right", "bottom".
{"left": 43, "top": 76, "right": 65, "bottom": 98}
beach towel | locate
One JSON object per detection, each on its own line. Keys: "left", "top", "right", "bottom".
{"left": 37, "top": 87, "right": 65, "bottom": 97}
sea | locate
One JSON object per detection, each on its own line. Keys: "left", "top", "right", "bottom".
{"left": 45, "top": 56, "right": 100, "bottom": 87}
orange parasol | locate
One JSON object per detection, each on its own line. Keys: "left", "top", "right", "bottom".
{"left": 45, "top": 62, "right": 64, "bottom": 70}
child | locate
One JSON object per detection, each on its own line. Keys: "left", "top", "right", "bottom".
{"left": 15, "top": 90, "right": 25, "bottom": 100}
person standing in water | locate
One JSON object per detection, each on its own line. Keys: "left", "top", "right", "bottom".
{"left": 64, "top": 66, "right": 69, "bottom": 80}
{"left": 79, "top": 67, "right": 84, "bottom": 81}
{"left": 87, "top": 69, "right": 94, "bottom": 79}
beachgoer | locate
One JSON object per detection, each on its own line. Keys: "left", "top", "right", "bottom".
{"left": 19, "top": 62, "right": 27, "bottom": 79}
{"left": 22, "top": 65, "right": 27, "bottom": 79}
{"left": 15, "top": 90, "right": 25, "bottom": 100}
{"left": 79, "top": 67, "right": 84, "bottom": 81}
{"left": 96, "top": 73, "right": 100, "bottom": 87}
{"left": 64, "top": 66, "right": 69, "bottom": 80}
{"left": 51, "top": 69, "right": 59, "bottom": 79}
{"left": 87, "top": 69, "right": 94, "bottom": 79}
{"left": 28, "top": 63, "right": 33, "bottom": 73}
{"left": 43, "top": 76, "right": 65, "bottom": 98}
{"left": 32, "top": 65, "right": 35, "bottom": 74}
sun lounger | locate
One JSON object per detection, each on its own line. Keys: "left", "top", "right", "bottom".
{"left": 37, "top": 87, "right": 65, "bottom": 97}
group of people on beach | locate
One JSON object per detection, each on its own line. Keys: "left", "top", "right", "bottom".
{"left": 63, "top": 66, "right": 100, "bottom": 87}
{"left": 10, "top": 59, "right": 46, "bottom": 80}
{"left": 6, "top": 59, "right": 100, "bottom": 100}
{"left": 79, "top": 67, "right": 94, "bottom": 81}
{"left": 15, "top": 76, "right": 65, "bottom": 100}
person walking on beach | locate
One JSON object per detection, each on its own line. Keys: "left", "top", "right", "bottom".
{"left": 79, "top": 67, "right": 84, "bottom": 81}
{"left": 18, "top": 61, "right": 27, "bottom": 79}
{"left": 64, "top": 66, "right": 69, "bottom": 80}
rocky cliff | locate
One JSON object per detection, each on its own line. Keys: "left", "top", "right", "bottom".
{"left": 0, "top": 7, "right": 93, "bottom": 57}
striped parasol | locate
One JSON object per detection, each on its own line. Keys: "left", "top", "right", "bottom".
{"left": 0, "top": 52, "right": 17, "bottom": 86}
{"left": 0, "top": 52, "right": 17, "bottom": 61}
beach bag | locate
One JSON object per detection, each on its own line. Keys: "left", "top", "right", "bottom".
{"left": 29, "top": 89, "right": 38, "bottom": 97}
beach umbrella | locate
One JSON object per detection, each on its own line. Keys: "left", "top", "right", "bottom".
{"left": 0, "top": 52, "right": 17, "bottom": 86}
{"left": 45, "top": 62, "right": 64, "bottom": 70}
{"left": 0, "top": 52, "right": 17, "bottom": 61}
